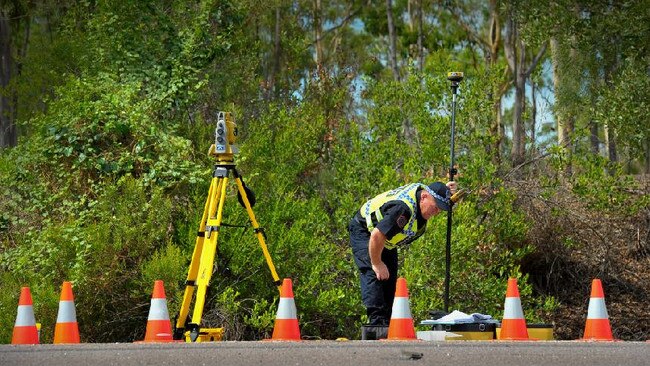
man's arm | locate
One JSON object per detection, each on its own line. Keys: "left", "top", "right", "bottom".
{"left": 369, "top": 228, "right": 389, "bottom": 280}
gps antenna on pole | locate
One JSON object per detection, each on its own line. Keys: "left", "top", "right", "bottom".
{"left": 444, "top": 71, "right": 463, "bottom": 313}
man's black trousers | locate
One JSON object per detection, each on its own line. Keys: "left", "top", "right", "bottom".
{"left": 348, "top": 217, "right": 398, "bottom": 326}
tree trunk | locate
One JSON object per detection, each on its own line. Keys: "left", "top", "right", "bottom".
{"left": 488, "top": 0, "right": 500, "bottom": 63}
{"left": 504, "top": 14, "right": 546, "bottom": 168}
{"left": 604, "top": 123, "right": 618, "bottom": 163}
{"left": 266, "top": 7, "right": 281, "bottom": 101}
{"left": 0, "top": 10, "right": 17, "bottom": 148}
{"left": 512, "top": 55, "right": 526, "bottom": 167}
{"left": 551, "top": 36, "right": 579, "bottom": 175}
{"left": 531, "top": 79, "right": 536, "bottom": 151}
{"left": 386, "top": 0, "right": 399, "bottom": 81}
{"left": 487, "top": 0, "right": 503, "bottom": 166}
{"left": 645, "top": 138, "right": 650, "bottom": 174}
{"left": 491, "top": 96, "right": 503, "bottom": 164}
{"left": 603, "top": 49, "right": 619, "bottom": 165}
{"left": 589, "top": 120, "right": 600, "bottom": 154}
{"left": 504, "top": 16, "right": 524, "bottom": 167}
{"left": 551, "top": 36, "right": 577, "bottom": 151}
{"left": 551, "top": 37, "right": 567, "bottom": 146}
{"left": 314, "top": 0, "right": 323, "bottom": 73}
{"left": 407, "top": 0, "right": 413, "bottom": 31}
{"left": 416, "top": 0, "right": 423, "bottom": 72}
{"left": 588, "top": 57, "right": 601, "bottom": 155}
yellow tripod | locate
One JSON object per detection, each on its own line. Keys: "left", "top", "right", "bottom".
{"left": 173, "top": 112, "right": 281, "bottom": 342}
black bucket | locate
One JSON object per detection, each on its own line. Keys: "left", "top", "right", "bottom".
{"left": 361, "top": 325, "right": 389, "bottom": 340}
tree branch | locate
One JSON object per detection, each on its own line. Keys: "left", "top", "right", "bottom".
{"left": 525, "top": 41, "right": 548, "bottom": 77}
{"left": 444, "top": 4, "right": 490, "bottom": 53}
{"left": 312, "top": 2, "right": 367, "bottom": 47}
{"left": 503, "top": 139, "right": 572, "bottom": 181}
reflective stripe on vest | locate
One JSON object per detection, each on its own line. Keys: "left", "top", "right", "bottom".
{"left": 359, "top": 183, "right": 424, "bottom": 250}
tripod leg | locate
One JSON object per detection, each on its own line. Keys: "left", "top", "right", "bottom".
{"left": 191, "top": 176, "right": 228, "bottom": 325}
{"left": 175, "top": 175, "right": 221, "bottom": 336}
{"left": 234, "top": 176, "right": 282, "bottom": 291}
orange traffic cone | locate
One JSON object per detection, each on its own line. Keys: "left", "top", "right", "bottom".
{"left": 12, "top": 287, "right": 39, "bottom": 344}
{"left": 386, "top": 277, "right": 416, "bottom": 340}
{"left": 498, "top": 278, "right": 529, "bottom": 340}
{"left": 143, "top": 280, "right": 173, "bottom": 342}
{"left": 54, "top": 281, "right": 80, "bottom": 344}
{"left": 270, "top": 278, "right": 301, "bottom": 341}
{"left": 581, "top": 279, "right": 614, "bottom": 341}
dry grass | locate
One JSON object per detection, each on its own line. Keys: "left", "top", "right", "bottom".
{"left": 511, "top": 175, "right": 649, "bottom": 340}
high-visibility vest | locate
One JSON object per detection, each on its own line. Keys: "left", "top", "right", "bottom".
{"left": 359, "top": 183, "right": 426, "bottom": 249}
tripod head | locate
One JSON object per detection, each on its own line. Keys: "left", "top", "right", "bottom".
{"left": 209, "top": 111, "right": 239, "bottom": 161}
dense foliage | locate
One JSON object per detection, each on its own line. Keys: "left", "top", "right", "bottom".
{"left": 0, "top": 0, "right": 647, "bottom": 342}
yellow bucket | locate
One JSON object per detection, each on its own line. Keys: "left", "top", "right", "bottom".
{"left": 496, "top": 324, "right": 554, "bottom": 340}
{"left": 446, "top": 331, "right": 494, "bottom": 341}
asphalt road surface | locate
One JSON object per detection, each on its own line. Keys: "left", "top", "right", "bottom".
{"left": 1, "top": 340, "right": 648, "bottom": 366}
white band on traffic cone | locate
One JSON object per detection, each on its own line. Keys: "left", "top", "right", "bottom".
{"left": 586, "top": 298, "right": 609, "bottom": 319}
{"left": 14, "top": 305, "right": 36, "bottom": 326}
{"left": 503, "top": 297, "right": 525, "bottom": 319}
{"left": 147, "top": 298, "right": 170, "bottom": 321}
{"left": 391, "top": 297, "right": 412, "bottom": 319}
{"left": 56, "top": 301, "right": 77, "bottom": 323}
{"left": 275, "top": 298, "right": 297, "bottom": 319}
